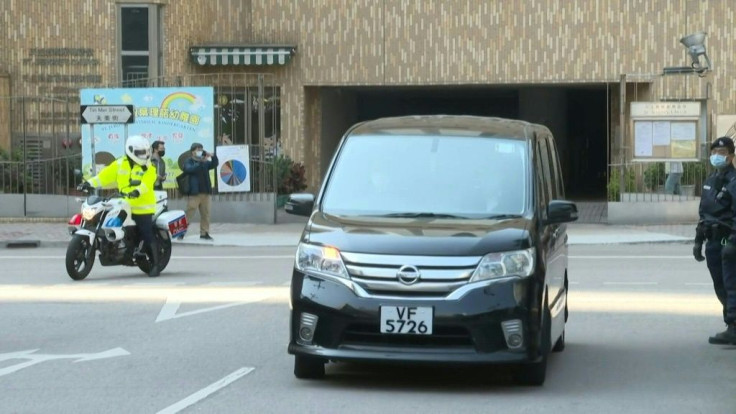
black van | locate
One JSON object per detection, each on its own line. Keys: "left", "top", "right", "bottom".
{"left": 285, "top": 115, "right": 577, "bottom": 385}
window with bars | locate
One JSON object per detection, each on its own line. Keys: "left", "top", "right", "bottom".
{"left": 119, "top": 4, "right": 162, "bottom": 87}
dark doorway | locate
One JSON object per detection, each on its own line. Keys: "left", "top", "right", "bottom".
{"left": 356, "top": 86, "right": 519, "bottom": 121}
{"left": 565, "top": 89, "right": 608, "bottom": 200}
{"left": 318, "top": 85, "right": 609, "bottom": 202}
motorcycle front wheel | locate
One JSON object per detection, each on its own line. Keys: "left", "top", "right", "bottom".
{"left": 65, "top": 235, "right": 95, "bottom": 280}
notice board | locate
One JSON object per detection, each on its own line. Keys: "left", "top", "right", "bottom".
{"left": 630, "top": 101, "right": 702, "bottom": 161}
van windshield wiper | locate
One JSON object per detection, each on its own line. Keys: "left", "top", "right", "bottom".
{"left": 378, "top": 212, "right": 469, "bottom": 219}
{"left": 476, "top": 214, "right": 523, "bottom": 220}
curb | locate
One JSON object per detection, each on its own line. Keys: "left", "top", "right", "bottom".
{"left": 3, "top": 240, "right": 41, "bottom": 248}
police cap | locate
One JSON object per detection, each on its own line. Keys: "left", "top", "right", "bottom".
{"left": 711, "top": 137, "right": 735, "bottom": 154}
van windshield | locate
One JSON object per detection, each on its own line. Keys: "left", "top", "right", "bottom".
{"left": 321, "top": 135, "right": 529, "bottom": 218}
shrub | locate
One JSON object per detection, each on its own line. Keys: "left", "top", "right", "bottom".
{"left": 607, "top": 167, "right": 636, "bottom": 201}
{"left": 0, "top": 147, "right": 31, "bottom": 193}
{"left": 643, "top": 162, "right": 665, "bottom": 191}
{"left": 274, "top": 155, "right": 307, "bottom": 194}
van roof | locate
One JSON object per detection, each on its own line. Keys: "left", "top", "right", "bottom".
{"left": 349, "top": 115, "right": 549, "bottom": 139}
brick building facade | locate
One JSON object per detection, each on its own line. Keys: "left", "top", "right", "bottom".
{"left": 2, "top": 0, "right": 734, "bottom": 197}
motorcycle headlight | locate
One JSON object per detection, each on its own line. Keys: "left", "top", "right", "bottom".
{"left": 470, "top": 248, "right": 535, "bottom": 282}
{"left": 82, "top": 207, "right": 100, "bottom": 221}
{"left": 295, "top": 243, "right": 348, "bottom": 279}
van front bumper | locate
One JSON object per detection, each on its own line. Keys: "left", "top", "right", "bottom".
{"left": 288, "top": 270, "right": 542, "bottom": 364}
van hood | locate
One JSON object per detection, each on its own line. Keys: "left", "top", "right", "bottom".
{"left": 304, "top": 213, "right": 533, "bottom": 256}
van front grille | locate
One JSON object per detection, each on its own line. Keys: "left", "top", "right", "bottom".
{"left": 341, "top": 252, "right": 481, "bottom": 298}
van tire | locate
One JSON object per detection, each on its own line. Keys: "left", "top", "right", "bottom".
{"left": 515, "top": 299, "right": 551, "bottom": 386}
{"left": 294, "top": 355, "right": 325, "bottom": 379}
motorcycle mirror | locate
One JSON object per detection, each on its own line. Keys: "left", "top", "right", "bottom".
{"left": 129, "top": 179, "right": 141, "bottom": 186}
{"left": 74, "top": 169, "right": 82, "bottom": 177}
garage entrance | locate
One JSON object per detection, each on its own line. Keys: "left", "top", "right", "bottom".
{"left": 318, "top": 85, "right": 610, "bottom": 203}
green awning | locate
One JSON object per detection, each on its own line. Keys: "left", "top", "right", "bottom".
{"left": 189, "top": 45, "right": 296, "bottom": 66}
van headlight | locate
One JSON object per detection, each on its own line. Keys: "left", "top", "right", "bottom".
{"left": 296, "top": 243, "right": 349, "bottom": 279}
{"left": 470, "top": 248, "right": 535, "bottom": 281}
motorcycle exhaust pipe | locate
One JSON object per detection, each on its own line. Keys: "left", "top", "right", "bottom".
{"left": 105, "top": 228, "right": 125, "bottom": 242}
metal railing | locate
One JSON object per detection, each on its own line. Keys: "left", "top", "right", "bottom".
{"left": 0, "top": 154, "right": 82, "bottom": 195}
{"left": 607, "top": 161, "right": 709, "bottom": 202}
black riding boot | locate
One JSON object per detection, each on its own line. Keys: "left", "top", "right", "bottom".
{"left": 148, "top": 241, "right": 161, "bottom": 277}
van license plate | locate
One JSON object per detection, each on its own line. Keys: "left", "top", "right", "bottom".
{"left": 380, "top": 306, "right": 433, "bottom": 335}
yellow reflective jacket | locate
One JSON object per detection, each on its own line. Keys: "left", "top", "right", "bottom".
{"left": 88, "top": 157, "right": 158, "bottom": 215}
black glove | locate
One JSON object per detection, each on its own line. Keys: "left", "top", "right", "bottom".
{"left": 722, "top": 242, "right": 736, "bottom": 260}
{"left": 693, "top": 243, "right": 705, "bottom": 262}
{"left": 126, "top": 189, "right": 140, "bottom": 199}
{"left": 77, "top": 182, "right": 92, "bottom": 192}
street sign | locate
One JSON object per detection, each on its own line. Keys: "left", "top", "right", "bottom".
{"left": 80, "top": 104, "right": 135, "bottom": 124}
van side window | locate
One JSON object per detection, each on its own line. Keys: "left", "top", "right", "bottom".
{"left": 546, "top": 136, "right": 565, "bottom": 198}
{"left": 538, "top": 138, "right": 555, "bottom": 202}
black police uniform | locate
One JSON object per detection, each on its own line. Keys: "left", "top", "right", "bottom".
{"left": 695, "top": 139, "right": 736, "bottom": 344}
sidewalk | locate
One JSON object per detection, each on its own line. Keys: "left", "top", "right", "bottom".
{"left": 0, "top": 218, "right": 696, "bottom": 248}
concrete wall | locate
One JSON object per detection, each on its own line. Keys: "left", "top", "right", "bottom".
{"left": 607, "top": 201, "right": 699, "bottom": 224}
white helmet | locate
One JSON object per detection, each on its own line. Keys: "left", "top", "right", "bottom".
{"left": 125, "top": 135, "right": 151, "bottom": 166}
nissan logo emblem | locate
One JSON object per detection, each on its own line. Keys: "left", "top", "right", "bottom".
{"left": 397, "top": 265, "right": 421, "bottom": 285}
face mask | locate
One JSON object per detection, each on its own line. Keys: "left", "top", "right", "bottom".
{"left": 710, "top": 154, "right": 729, "bottom": 168}
{"left": 158, "top": 150, "right": 165, "bottom": 157}
{"left": 195, "top": 150, "right": 203, "bottom": 158}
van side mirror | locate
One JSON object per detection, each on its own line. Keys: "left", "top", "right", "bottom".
{"left": 285, "top": 193, "right": 315, "bottom": 217}
{"left": 546, "top": 200, "right": 578, "bottom": 224}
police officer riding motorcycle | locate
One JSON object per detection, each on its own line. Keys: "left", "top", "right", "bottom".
{"left": 78, "top": 135, "right": 163, "bottom": 277}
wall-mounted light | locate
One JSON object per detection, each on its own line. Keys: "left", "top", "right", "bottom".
{"left": 680, "top": 31, "right": 711, "bottom": 73}
{"left": 663, "top": 31, "right": 712, "bottom": 77}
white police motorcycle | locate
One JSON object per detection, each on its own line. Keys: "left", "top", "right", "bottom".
{"left": 65, "top": 179, "right": 188, "bottom": 281}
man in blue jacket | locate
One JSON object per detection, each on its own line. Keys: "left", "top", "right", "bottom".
{"left": 183, "top": 142, "right": 219, "bottom": 240}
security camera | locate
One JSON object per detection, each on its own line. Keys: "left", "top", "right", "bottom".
{"left": 680, "top": 31, "right": 711, "bottom": 73}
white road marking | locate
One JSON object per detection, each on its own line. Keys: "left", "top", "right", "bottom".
{"left": 570, "top": 290, "right": 721, "bottom": 315}
{"left": 0, "top": 285, "right": 289, "bottom": 303}
{"left": 155, "top": 294, "right": 271, "bottom": 322}
{"left": 0, "top": 348, "right": 130, "bottom": 378}
{"left": 603, "top": 282, "right": 659, "bottom": 286}
{"left": 206, "top": 281, "right": 263, "bottom": 287}
{"left": 156, "top": 367, "right": 255, "bottom": 414}
{"left": 128, "top": 282, "right": 187, "bottom": 287}
{"left": 685, "top": 282, "right": 713, "bottom": 286}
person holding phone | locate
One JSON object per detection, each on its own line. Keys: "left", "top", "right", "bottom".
{"left": 183, "top": 142, "right": 219, "bottom": 240}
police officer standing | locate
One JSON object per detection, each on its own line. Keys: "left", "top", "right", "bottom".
{"left": 694, "top": 136, "right": 736, "bottom": 344}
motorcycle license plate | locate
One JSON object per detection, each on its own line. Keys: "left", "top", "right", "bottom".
{"left": 168, "top": 216, "right": 188, "bottom": 237}
{"left": 380, "top": 306, "right": 433, "bottom": 335}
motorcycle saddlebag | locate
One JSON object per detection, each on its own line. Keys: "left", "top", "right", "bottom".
{"left": 156, "top": 210, "right": 188, "bottom": 238}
